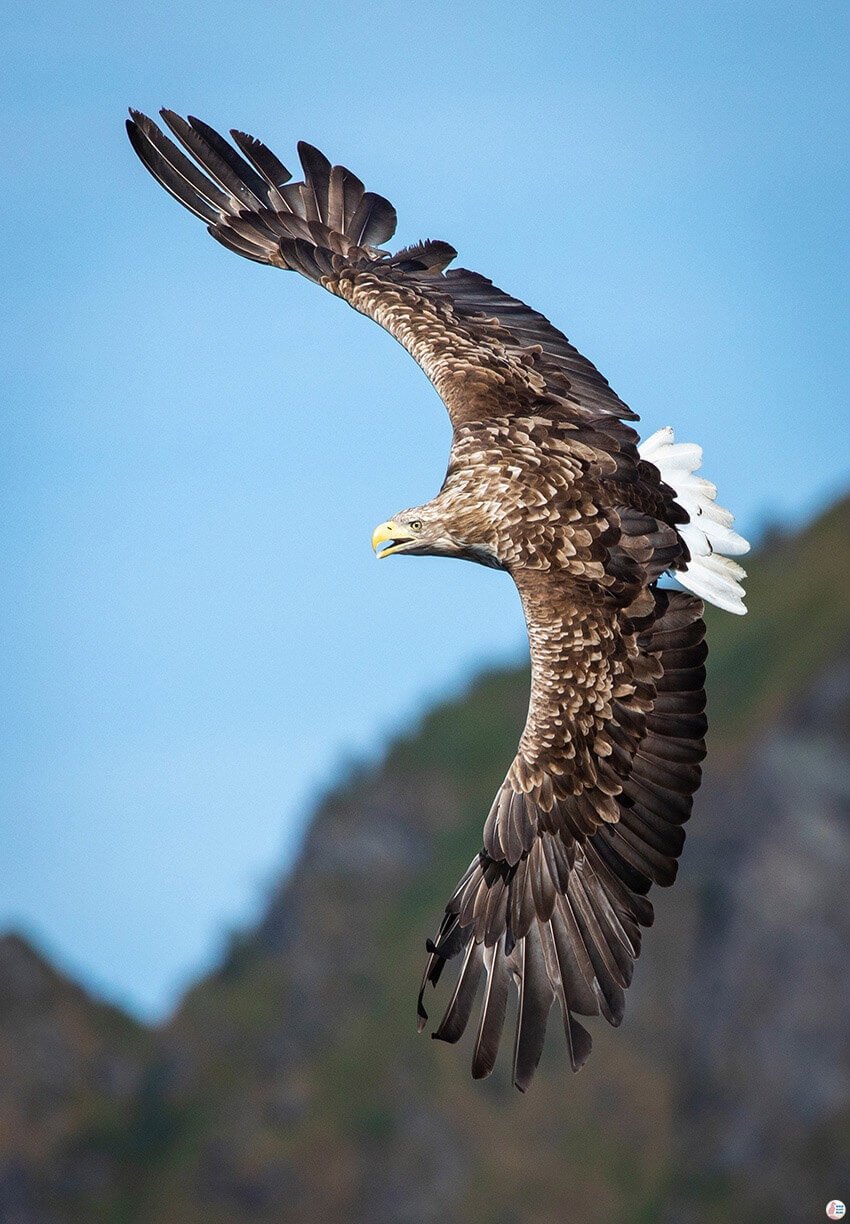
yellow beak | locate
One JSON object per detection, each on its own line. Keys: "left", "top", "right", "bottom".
{"left": 372, "top": 521, "right": 414, "bottom": 559}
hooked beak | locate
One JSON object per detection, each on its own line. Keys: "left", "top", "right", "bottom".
{"left": 372, "top": 520, "right": 415, "bottom": 559}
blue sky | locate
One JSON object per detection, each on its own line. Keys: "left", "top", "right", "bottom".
{"left": 2, "top": 0, "right": 848, "bottom": 1019}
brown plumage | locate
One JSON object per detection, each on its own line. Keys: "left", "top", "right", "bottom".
{"left": 127, "top": 111, "right": 749, "bottom": 1090}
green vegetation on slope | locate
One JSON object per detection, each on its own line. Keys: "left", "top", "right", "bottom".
{"left": 704, "top": 495, "right": 850, "bottom": 747}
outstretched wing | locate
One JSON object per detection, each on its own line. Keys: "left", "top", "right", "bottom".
{"left": 127, "top": 111, "right": 715, "bottom": 1089}
{"left": 418, "top": 581, "right": 708, "bottom": 1089}
{"left": 126, "top": 111, "right": 638, "bottom": 443}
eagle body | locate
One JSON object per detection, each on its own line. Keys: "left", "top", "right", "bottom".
{"left": 127, "top": 111, "right": 750, "bottom": 1090}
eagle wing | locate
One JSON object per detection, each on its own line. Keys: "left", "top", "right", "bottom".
{"left": 127, "top": 112, "right": 642, "bottom": 441}
{"left": 127, "top": 112, "right": 710, "bottom": 1088}
{"left": 127, "top": 111, "right": 681, "bottom": 587}
{"left": 418, "top": 578, "right": 707, "bottom": 1088}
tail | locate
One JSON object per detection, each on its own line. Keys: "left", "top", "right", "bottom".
{"left": 639, "top": 426, "right": 750, "bottom": 614}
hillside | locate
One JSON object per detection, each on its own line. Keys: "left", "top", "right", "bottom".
{"left": 2, "top": 497, "right": 848, "bottom": 1224}
{"left": 0, "top": 934, "right": 154, "bottom": 1223}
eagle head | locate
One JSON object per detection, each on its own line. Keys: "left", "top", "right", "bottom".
{"left": 372, "top": 503, "right": 502, "bottom": 568}
{"left": 371, "top": 508, "right": 447, "bottom": 559}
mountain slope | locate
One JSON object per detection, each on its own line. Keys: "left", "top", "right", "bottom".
{"left": 2, "top": 496, "right": 848, "bottom": 1224}
{"left": 0, "top": 934, "right": 154, "bottom": 1224}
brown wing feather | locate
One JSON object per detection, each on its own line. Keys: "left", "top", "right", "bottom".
{"left": 419, "top": 587, "right": 706, "bottom": 1089}
{"left": 127, "top": 113, "right": 641, "bottom": 438}
{"left": 127, "top": 113, "right": 688, "bottom": 537}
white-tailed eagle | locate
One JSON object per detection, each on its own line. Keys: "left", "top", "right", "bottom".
{"left": 127, "top": 111, "right": 749, "bottom": 1090}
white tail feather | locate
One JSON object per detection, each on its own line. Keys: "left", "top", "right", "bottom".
{"left": 638, "top": 426, "right": 750, "bottom": 615}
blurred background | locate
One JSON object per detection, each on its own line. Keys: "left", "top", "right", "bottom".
{"left": 1, "top": 1, "right": 848, "bottom": 1221}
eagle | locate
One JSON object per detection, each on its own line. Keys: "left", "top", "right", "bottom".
{"left": 127, "top": 111, "right": 750, "bottom": 1090}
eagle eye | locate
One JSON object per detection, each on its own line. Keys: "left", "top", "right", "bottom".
{"left": 410, "top": 519, "right": 422, "bottom": 531}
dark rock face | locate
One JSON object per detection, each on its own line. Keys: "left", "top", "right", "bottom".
{"left": 0, "top": 934, "right": 152, "bottom": 1223}
{"left": 671, "top": 655, "right": 850, "bottom": 1223}
{"left": 1, "top": 499, "right": 847, "bottom": 1223}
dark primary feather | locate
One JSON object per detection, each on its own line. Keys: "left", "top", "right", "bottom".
{"left": 229, "top": 130, "right": 292, "bottom": 196}
{"left": 297, "top": 141, "right": 332, "bottom": 224}
{"left": 511, "top": 931, "right": 554, "bottom": 1091}
{"left": 187, "top": 114, "right": 274, "bottom": 204}
{"left": 471, "top": 941, "right": 510, "bottom": 1078}
{"left": 161, "top": 110, "right": 267, "bottom": 211}
{"left": 126, "top": 112, "right": 225, "bottom": 223}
